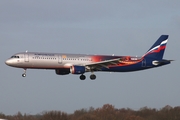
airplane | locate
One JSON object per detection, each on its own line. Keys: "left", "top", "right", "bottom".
{"left": 5, "top": 35, "right": 172, "bottom": 80}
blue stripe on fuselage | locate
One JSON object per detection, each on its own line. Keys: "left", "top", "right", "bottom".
{"left": 101, "top": 62, "right": 145, "bottom": 72}
{"left": 101, "top": 59, "right": 170, "bottom": 72}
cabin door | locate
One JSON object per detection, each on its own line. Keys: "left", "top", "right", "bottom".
{"left": 58, "top": 55, "right": 62, "bottom": 64}
{"left": 24, "top": 53, "right": 29, "bottom": 62}
{"left": 142, "top": 58, "right": 146, "bottom": 67}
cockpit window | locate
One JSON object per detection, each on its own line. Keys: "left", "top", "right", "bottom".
{"left": 11, "top": 56, "right": 20, "bottom": 58}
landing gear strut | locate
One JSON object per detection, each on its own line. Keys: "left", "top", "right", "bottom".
{"left": 80, "top": 74, "right": 86, "bottom": 80}
{"left": 22, "top": 69, "right": 27, "bottom": 77}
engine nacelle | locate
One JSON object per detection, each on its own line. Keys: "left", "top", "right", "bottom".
{"left": 70, "top": 65, "right": 85, "bottom": 74}
{"left": 55, "top": 68, "right": 70, "bottom": 75}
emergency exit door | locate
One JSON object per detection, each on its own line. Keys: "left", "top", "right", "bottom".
{"left": 58, "top": 55, "right": 62, "bottom": 64}
{"left": 24, "top": 53, "right": 29, "bottom": 62}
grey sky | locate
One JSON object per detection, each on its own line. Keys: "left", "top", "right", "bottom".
{"left": 0, "top": 0, "right": 180, "bottom": 115}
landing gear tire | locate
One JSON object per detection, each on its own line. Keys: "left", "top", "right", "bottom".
{"left": 22, "top": 73, "right": 26, "bottom": 77}
{"left": 90, "top": 74, "right": 96, "bottom": 80}
{"left": 80, "top": 74, "right": 86, "bottom": 80}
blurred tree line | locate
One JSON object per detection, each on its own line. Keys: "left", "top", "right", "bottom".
{"left": 1, "top": 104, "right": 180, "bottom": 120}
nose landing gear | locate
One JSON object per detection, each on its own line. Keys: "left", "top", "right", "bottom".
{"left": 22, "top": 73, "right": 26, "bottom": 77}
{"left": 22, "top": 69, "right": 27, "bottom": 77}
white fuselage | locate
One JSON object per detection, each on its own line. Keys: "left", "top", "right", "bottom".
{"left": 5, "top": 52, "right": 94, "bottom": 69}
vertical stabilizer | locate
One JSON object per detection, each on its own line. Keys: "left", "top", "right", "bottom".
{"left": 143, "top": 35, "right": 168, "bottom": 60}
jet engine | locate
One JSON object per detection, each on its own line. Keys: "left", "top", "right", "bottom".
{"left": 55, "top": 68, "right": 70, "bottom": 75}
{"left": 70, "top": 65, "right": 85, "bottom": 74}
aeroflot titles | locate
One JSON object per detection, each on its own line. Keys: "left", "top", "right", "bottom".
{"left": 34, "top": 53, "right": 55, "bottom": 56}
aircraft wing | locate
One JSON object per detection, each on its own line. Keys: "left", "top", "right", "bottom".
{"left": 85, "top": 58, "right": 122, "bottom": 71}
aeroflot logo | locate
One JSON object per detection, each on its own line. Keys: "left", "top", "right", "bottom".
{"left": 147, "top": 39, "right": 168, "bottom": 53}
{"left": 34, "top": 53, "right": 54, "bottom": 56}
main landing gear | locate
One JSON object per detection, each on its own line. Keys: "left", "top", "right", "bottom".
{"left": 79, "top": 74, "right": 96, "bottom": 80}
{"left": 22, "top": 69, "right": 27, "bottom": 77}
{"left": 90, "top": 74, "right": 96, "bottom": 80}
{"left": 80, "top": 74, "right": 86, "bottom": 80}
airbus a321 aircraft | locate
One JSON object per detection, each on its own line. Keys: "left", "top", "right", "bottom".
{"left": 5, "top": 35, "right": 172, "bottom": 80}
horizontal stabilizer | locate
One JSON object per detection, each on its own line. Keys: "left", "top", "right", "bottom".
{"left": 152, "top": 60, "right": 173, "bottom": 66}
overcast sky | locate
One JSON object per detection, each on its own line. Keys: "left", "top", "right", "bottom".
{"left": 0, "top": 0, "right": 180, "bottom": 115}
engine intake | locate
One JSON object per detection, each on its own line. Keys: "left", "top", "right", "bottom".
{"left": 70, "top": 65, "right": 85, "bottom": 74}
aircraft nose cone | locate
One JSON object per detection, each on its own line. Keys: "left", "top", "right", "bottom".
{"left": 5, "top": 59, "right": 12, "bottom": 65}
